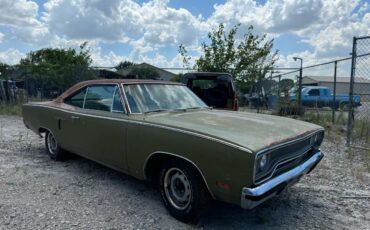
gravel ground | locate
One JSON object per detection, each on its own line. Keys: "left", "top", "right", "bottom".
{"left": 0, "top": 115, "right": 369, "bottom": 230}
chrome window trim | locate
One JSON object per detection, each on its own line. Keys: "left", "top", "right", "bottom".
{"left": 111, "top": 85, "right": 126, "bottom": 114}
{"left": 120, "top": 83, "right": 132, "bottom": 114}
{"left": 82, "top": 87, "right": 88, "bottom": 109}
{"left": 31, "top": 104, "right": 252, "bottom": 153}
{"left": 143, "top": 151, "right": 215, "bottom": 199}
{"left": 110, "top": 86, "right": 117, "bottom": 112}
{"left": 253, "top": 129, "right": 324, "bottom": 185}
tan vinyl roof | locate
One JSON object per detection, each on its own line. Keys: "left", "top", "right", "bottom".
{"left": 55, "top": 79, "right": 182, "bottom": 103}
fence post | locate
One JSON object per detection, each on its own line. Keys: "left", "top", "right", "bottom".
{"left": 332, "top": 61, "right": 337, "bottom": 124}
{"left": 297, "top": 67, "right": 303, "bottom": 106}
{"left": 347, "top": 37, "right": 357, "bottom": 147}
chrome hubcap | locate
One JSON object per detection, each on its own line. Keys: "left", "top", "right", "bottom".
{"left": 47, "top": 132, "right": 57, "bottom": 155}
{"left": 164, "top": 168, "right": 191, "bottom": 210}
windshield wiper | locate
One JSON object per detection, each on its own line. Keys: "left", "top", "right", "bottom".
{"left": 186, "top": 106, "right": 211, "bottom": 110}
{"left": 144, "top": 109, "right": 168, "bottom": 114}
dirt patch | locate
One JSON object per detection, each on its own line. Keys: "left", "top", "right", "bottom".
{"left": 0, "top": 115, "right": 369, "bottom": 229}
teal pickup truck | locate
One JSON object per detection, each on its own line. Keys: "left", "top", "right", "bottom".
{"left": 290, "top": 86, "right": 361, "bottom": 109}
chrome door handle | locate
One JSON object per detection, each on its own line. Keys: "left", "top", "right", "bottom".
{"left": 71, "top": 116, "right": 80, "bottom": 120}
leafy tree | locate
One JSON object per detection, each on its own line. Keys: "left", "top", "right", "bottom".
{"left": 279, "top": 78, "right": 294, "bottom": 93}
{"left": 115, "top": 60, "right": 134, "bottom": 70}
{"left": 170, "top": 73, "right": 182, "bottom": 82}
{"left": 179, "top": 24, "right": 278, "bottom": 93}
{"left": 0, "top": 62, "right": 9, "bottom": 78}
{"left": 19, "top": 42, "right": 96, "bottom": 96}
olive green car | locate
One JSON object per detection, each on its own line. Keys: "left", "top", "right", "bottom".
{"left": 22, "top": 79, "right": 324, "bottom": 222}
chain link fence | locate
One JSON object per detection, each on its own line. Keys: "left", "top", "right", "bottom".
{"left": 244, "top": 37, "right": 370, "bottom": 150}
{"left": 244, "top": 57, "right": 354, "bottom": 125}
{"left": 0, "top": 65, "right": 98, "bottom": 105}
{"left": 347, "top": 36, "right": 370, "bottom": 150}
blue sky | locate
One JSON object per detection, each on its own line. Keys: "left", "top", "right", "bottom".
{"left": 0, "top": 0, "right": 369, "bottom": 71}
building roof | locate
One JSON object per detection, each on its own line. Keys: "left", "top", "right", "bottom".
{"left": 303, "top": 76, "right": 370, "bottom": 83}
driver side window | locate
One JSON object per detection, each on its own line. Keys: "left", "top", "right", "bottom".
{"left": 308, "top": 89, "right": 320, "bottom": 96}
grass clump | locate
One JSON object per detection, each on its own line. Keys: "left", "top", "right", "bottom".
{"left": 0, "top": 103, "right": 22, "bottom": 116}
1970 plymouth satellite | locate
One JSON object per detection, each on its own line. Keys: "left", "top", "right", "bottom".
{"left": 22, "top": 79, "right": 324, "bottom": 222}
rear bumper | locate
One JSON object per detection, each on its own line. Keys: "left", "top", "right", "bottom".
{"left": 241, "top": 150, "right": 323, "bottom": 209}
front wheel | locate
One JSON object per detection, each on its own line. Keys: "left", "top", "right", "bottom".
{"left": 159, "top": 160, "right": 211, "bottom": 223}
{"left": 45, "top": 130, "right": 64, "bottom": 161}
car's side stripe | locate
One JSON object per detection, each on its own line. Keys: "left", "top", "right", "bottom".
{"left": 27, "top": 104, "right": 253, "bottom": 153}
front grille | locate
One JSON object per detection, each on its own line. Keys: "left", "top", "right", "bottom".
{"left": 255, "top": 134, "right": 315, "bottom": 184}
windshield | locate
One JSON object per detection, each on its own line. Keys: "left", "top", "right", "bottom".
{"left": 123, "top": 84, "right": 208, "bottom": 113}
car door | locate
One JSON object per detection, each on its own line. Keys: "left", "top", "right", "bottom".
{"left": 57, "top": 86, "right": 88, "bottom": 153}
{"left": 320, "top": 88, "right": 330, "bottom": 107}
{"left": 63, "top": 84, "right": 128, "bottom": 171}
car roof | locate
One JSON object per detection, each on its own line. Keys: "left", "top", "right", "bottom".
{"left": 303, "top": 86, "right": 328, "bottom": 89}
{"left": 55, "top": 79, "right": 183, "bottom": 103}
{"left": 78, "top": 79, "right": 179, "bottom": 85}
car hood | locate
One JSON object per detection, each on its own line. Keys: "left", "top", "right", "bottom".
{"left": 143, "top": 109, "right": 323, "bottom": 152}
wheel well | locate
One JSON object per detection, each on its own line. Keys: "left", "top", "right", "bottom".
{"left": 38, "top": 127, "right": 49, "bottom": 136}
{"left": 144, "top": 153, "right": 214, "bottom": 198}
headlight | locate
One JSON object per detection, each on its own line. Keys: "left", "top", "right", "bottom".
{"left": 310, "top": 134, "right": 318, "bottom": 145}
{"left": 257, "top": 154, "right": 269, "bottom": 173}
{"left": 311, "top": 131, "right": 324, "bottom": 148}
{"left": 259, "top": 154, "right": 268, "bottom": 170}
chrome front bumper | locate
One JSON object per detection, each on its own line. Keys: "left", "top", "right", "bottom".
{"left": 241, "top": 150, "right": 323, "bottom": 209}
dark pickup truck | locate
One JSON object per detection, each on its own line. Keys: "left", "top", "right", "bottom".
{"left": 181, "top": 72, "right": 239, "bottom": 111}
{"left": 290, "top": 86, "right": 361, "bottom": 109}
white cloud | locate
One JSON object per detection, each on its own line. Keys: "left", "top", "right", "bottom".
{"left": 208, "top": 0, "right": 370, "bottom": 67}
{"left": 42, "top": 0, "right": 207, "bottom": 52}
{"left": 0, "top": 0, "right": 369, "bottom": 69}
{"left": 208, "top": 0, "right": 324, "bottom": 34}
{"left": 89, "top": 46, "right": 128, "bottom": 67}
{"left": 0, "top": 32, "right": 4, "bottom": 43}
{"left": 0, "top": 49, "right": 26, "bottom": 65}
{"left": 0, "top": 0, "right": 51, "bottom": 45}
{"left": 0, "top": 0, "right": 41, "bottom": 28}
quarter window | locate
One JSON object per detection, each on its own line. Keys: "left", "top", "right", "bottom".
{"left": 64, "top": 88, "right": 87, "bottom": 108}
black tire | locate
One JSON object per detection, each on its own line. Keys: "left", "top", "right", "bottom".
{"left": 339, "top": 102, "right": 349, "bottom": 111}
{"left": 45, "top": 130, "right": 64, "bottom": 161}
{"left": 159, "top": 160, "right": 211, "bottom": 223}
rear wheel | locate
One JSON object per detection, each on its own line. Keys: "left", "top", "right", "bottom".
{"left": 159, "top": 160, "right": 211, "bottom": 223}
{"left": 339, "top": 102, "right": 349, "bottom": 111}
{"left": 45, "top": 130, "right": 64, "bottom": 161}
